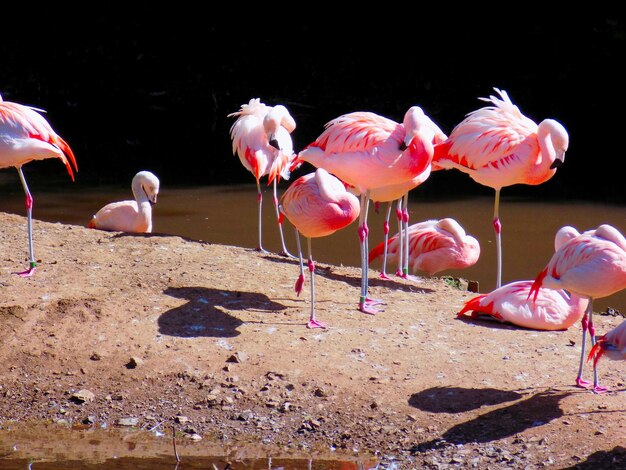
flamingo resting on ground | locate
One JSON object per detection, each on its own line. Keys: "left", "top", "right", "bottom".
{"left": 294, "top": 106, "right": 443, "bottom": 314}
{"left": 588, "top": 319, "right": 626, "bottom": 377}
{"left": 432, "top": 87, "right": 569, "bottom": 289}
{"left": 528, "top": 224, "right": 626, "bottom": 393}
{"left": 88, "top": 170, "right": 160, "bottom": 233}
{"left": 369, "top": 218, "right": 480, "bottom": 277}
{"left": 228, "top": 98, "right": 297, "bottom": 257}
{"left": 458, "top": 225, "right": 587, "bottom": 330}
{"left": 458, "top": 280, "right": 588, "bottom": 331}
{"left": 279, "top": 168, "right": 360, "bottom": 328}
{"left": 0, "top": 93, "right": 78, "bottom": 277}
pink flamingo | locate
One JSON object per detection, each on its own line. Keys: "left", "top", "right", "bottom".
{"left": 228, "top": 98, "right": 297, "bottom": 257}
{"left": 458, "top": 225, "right": 587, "bottom": 330}
{"left": 88, "top": 171, "right": 160, "bottom": 233}
{"left": 588, "top": 319, "right": 626, "bottom": 380}
{"left": 458, "top": 280, "right": 588, "bottom": 331}
{"left": 369, "top": 218, "right": 480, "bottom": 277}
{"left": 279, "top": 168, "right": 360, "bottom": 328}
{"left": 529, "top": 224, "right": 626, "bottom": 393}
{"left": 432, "top": 88, "right": 569, "bottom": 289}
{"left": 0, "top": 93, "right": 78, "bottom": 277}
{"left": 294, "top": 106, "right": 443, "bottom": 314}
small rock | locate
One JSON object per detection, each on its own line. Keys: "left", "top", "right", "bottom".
{"left": 226, "top": 351, "right": 248, "bottom": 363}
{"left": 70, "top": 389, "right": 95, "bottom": 404}
{"left": 117, "top": 417, "right": 139, "bottom": 427}
{"left": 126, "top": 357, "right": 143, "bottom": 369}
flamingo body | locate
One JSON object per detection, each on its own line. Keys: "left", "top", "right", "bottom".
{"left": 369, "top": 218, "right": 480, "bottom": 276}
{"left": 280, "top": 168, "right": 360, "bottom": 328}
{"left": 529, "top": 224, "right": 626, "bottom": 392}
{"left": 294, "top": 106, "right": 444, "bottom": 313}
{"left": 458, "top": 280, "right": 588, "bottom": 331}
{"left": 588, "top": 319, "right": 626, "bottom": 366}
{"left": 88, "top": 171, "right": 160, "bottom": 233}
{"left": 228, "top": 98, "right": 297, "bottom": 256}
{"left": 0, "top": 94, "right": 78, "bottom": 276}
{"left": 432, "top": 88, "right": 568, "bottom": 289}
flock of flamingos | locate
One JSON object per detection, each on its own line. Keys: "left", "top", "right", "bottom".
{"left": 0, "top": 89, "right": 624, "bottom": 396}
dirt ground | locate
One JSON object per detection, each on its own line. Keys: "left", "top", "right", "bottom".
{"left": 0, "top": 211, "right": 624, "bottom": 469}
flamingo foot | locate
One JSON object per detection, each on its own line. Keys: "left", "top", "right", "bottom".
{"left": 379, "top": 272, "right": 392, "bottom": 280}
{"left": 278, "top": 249, "right": 297, "bottom": 259}
{"left": 366, "top": 296, "right": 385, "bottom": 306}
{"left": 593, "top": 385, "right": 609, "bottom": 394}
{"left": 255, "top": 246, "right": 270, "bottom": 255}
{"left": 575, "top": 377, "right": 591, "bottom": 388}
{"left": 395, "top": 269, "right": 403, "bottom": 277}
{"left": 359, "top": 302, "right": 380, "bottom": 315}
{"left": 16, "top": 265, "right": 36, "bottom": 277}
{"left": 307, "top": 319, "right": 327, "bottom": 329}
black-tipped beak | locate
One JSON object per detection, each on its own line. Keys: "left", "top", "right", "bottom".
{"left": 550, "top": 158, "right": 563, "bottom": 170}
{"left": 269, "top": 138, "right": 280, "bottom": 150}
{"left": 399, "top": 142, "right": 407, "bottom": 151}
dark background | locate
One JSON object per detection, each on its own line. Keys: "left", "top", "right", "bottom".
{"left": 1, "top": 8, "right": 624, "bottom": 202}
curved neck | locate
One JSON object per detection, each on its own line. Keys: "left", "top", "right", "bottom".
{"left": 132, "top": 179, "right": 151, "bottom": 206}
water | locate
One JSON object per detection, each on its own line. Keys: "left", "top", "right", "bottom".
{"left": 1, "top": 179, "right": 626, "bottom": 314}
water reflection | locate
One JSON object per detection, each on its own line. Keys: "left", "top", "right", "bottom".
{"left": 1, "top": 181, "right": 625, "bottom": 315}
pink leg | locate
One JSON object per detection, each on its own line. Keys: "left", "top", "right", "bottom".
{"left": 395, "top": 202, "right": 404, "bottom": 277}
{"left": 15, "top": 168, "right": 36, "bottom": 277}
{"left": 273, "top": 179, "right": 295, "bottom": 258}
{"left": 256, "top": 182, "right": 269, "bottom": 254}
{"left": 576, "top": 313, "right": 591, "bottom": 388}
{"left": 379, "top": 202, "right": 393, "bottom": 280}
{"left": 358, "top": 193, "right": 384, "bottom": 315}
{"left": 306, "top": 240, "right": 326, "bottom": 329}
{"left": 293, "top": 229, "right": 305, "bottom": 296}
{"left": 588, "top": 309, "right": 608, "bottom": 393}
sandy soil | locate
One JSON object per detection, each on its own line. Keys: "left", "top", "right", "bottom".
{"left": 0, "top": 211, "right": 624, "bottom": 469}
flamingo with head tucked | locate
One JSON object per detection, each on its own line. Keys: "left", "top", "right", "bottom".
{"left": 0, "top": 93, "right": 77, "bottom": 277}
{"left": 294, "top": 106, "right": 443, "bottom": 314}
{"left": 279, "top": 168, "right": 360, "bottom": 328}
{"left": 369, "top": 218, "right": 480, "bottom": 277}
{"left": 432, "top": 88, "right": 569, "bottom": 289}
{"left": 88, "top": 170, "right": 160, "bottom": 233}
{"left": 588, "top": 319, "right": 626, "bottom": 381}
{"left": 528, "top": 224, "right": 626, "bottom": 393}
{"left": 228, "top": 98, "right": 297, "bottom": 257}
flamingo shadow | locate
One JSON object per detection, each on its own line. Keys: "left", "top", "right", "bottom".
{"left": 410, "top": 389, "right": 570, "bottom": 451}
{"left": 409, "top": 386, "right": 523, "bottom": 413}
{"left": 562, "top": 446, "right": 626, "bottom": 469}
{"left": 159, "top": 286, "right": 287, "bottom": 338}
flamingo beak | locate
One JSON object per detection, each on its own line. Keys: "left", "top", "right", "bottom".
{"left": 550, "top": 158, "right": 563, "bottom": 170}
{"left": 269, "top": 137, "right": 280, "bottom": 150}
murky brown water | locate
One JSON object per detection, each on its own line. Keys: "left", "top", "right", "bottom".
{"left": 1, "top": 182, "right": 626, "bottom": 467}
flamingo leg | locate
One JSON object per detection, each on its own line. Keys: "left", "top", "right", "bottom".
{"left": 16, "top": 168, "right": 36, "bottom": 277}
{"left": 493, "top": 188, "right": 502, "bottom": 289}
{"left": 401, "top": 194, "right": 419, "bottom": 282}
{"left": 256, "top": 180, "right": 269, "bottom": 254}
{"left": 379, "top": 202, "right": 393, "bottom": 280}
{"left": 588, "top": 308, "right": 608, "bottom": 393}
{"left": 395, "top": 198, "right": 404, "bottom": 277}
{"left": 273, "top": 179, "right": 295, "bottom": 259}
{"left": 358, "top": 192, "right": 383, "bottom": 314}
{"left": 293, "top": 228, "right": 305, "bottom": 296}
{"left": 306, "top": 238, "right": 326, "bottom": 329}
{"left": 576, "top": 308, "right": 591, "bottom": 388}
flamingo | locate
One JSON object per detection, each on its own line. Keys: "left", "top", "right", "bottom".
{"left": 294, "top": 106, "right": 444, "bottom": 314}
{"left": 228, "top": 98, "right": 297, "bottom": 257}
{"left": 0, "top": 93, "right": 77, "bottom": 277}
{"left": 588, "top": 319, "right": 626, "bottom": 378}
{"left": 458, "top": 280, "right": 588, "bottom": 331}
{"left": 88, "top": 170, "right": 160, "bottom": 233}
{"left": 432, "top": 87, "right": 569, "bottom": 289}
{"left": 458, "top": 225, "right": 587, "bottom": 330}
{"left": 528, "top": 224, "right": 626, "bottom": 393}
{"left": 279, "top": 168, "right": 360, "bottom": 329}
{"left": 369, "top": 218, "right": 480, "bottom": 277}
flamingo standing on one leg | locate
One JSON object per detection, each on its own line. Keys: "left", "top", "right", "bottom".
{"left": 228, "top": 98, "right": 297, "bottom": 257}
{"left": 279, "top": 168, "right": 360, "bottom": 329}
{"left": 369, "top": 218, "right": 480, "bottom": 277}
{"left": 88, "top": 170, "right": 160, "bottom": 233}
{"left": 458, "top": 225, "right": 587, "bottom": 330}
{"left": 432, "top": 87, "right": 569, "bottom": 289}
{"left": 528, "top": 224, "right": 626, "bottom": 393}
{"left": 294, "top": 106, "right": 443, "bottom": 314}
{"left": 0, "top": 93, "right": 78, "bottom": 277}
